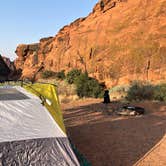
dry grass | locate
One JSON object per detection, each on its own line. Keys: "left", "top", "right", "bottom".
{"left": 38, "top": 78, "right": 79, "bottom": 103}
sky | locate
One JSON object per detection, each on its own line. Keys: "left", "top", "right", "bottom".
{"left": 0, "top": 0, "right": 98, "bottom": 60}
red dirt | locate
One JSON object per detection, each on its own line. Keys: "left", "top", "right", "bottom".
{"left": 62, "top": 99, "right": 166, "bottom": 166}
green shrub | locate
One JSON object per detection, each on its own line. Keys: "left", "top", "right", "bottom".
{"left": 126, "top": 81, "right": 166, "bottom": 102}
{"left": 41, "top": 70, "right": 56, "bottom": 79}
{"left": 74, "top": 73, "right": 103, "bottom": 98}
{"left": 56, "top": 70, "right": 65, "bottom": 80}
{"left": 66, "top": 69, "right": 104, "bottom": 98}
{"left": 126, "top": 81, "right": 154, "bottom": 101}
{"left": 154, "top": 84, "right": 166, "bottom": 102}
{"left": 41, "top": 70, "right": 66, "bottom": 80}
{"left": 66, "top": 69, "right": 81, "bottom": 84}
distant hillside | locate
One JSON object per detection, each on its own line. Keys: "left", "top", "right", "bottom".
{"left": 0, "top": 55, "right": 10, "bottom": 81}
{"left": 2, "top": 56, "right": 15, "bottom": 71}
{"left": 15, "top": 0, "right": 166, "bottom": 87}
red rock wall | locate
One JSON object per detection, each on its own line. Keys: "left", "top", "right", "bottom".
{"left": 14, "top": 0, "right": 166, "bottom": 87}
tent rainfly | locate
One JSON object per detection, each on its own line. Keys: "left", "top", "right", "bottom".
{"left": 0, "top": 83, "right": 80, "bottom": 165}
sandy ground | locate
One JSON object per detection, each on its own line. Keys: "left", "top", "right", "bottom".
{"left": 62, "top": 99, "right": 166, "bottom": 166}
{"left": 135, "top": 134, "right": 166, "bottom": 166}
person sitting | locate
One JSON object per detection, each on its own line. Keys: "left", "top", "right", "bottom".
{"left": 103, "top": 90, "right": 111, "bottom": 104}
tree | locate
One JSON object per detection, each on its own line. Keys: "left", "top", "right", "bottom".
{"left": 74, "top": 73, "right": 103, "bottom": 98}
{"left": 66, "top": 69, "right": 81, "bottom": 84}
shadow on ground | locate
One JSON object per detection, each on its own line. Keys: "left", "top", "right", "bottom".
{"left": 63, "top": 100, "right": 166, "bottom": 166}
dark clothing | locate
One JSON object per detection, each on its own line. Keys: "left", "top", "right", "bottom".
{"left": 103, "top": 90, "right": 110, "bottom": 104}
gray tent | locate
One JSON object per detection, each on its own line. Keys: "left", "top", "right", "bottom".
{"left": 0, "top": 83, "right": 80, "bottom": 165}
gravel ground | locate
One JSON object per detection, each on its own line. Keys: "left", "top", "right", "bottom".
{"left": 62, "top": 99, "right": 166, "bottom": 166}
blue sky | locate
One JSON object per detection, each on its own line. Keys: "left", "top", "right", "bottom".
{"left": 0, "top": 0, "right": 98, "bottom": 60}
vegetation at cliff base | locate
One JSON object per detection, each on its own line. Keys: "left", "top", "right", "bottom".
{"left": 66, "top": 69, "right": 81, "bottom": 84}
{"left": 41, "top": 70, "right": 65, "bottom": 80}
{"left": 41, "top": 69, "right": 103, "bottom": 98}
{"left": 67, "top": 69, "right": 103, "bottom": 98}
{"left": 126, "top": 81, "right": 166, "bottom": 102}
{"left": 154, "top": 83, "right": 166, "bottom": 102}
{"left": 126, "top": 81, "right": 154, "bottom": 101}
{"left": 74, "top": 72, "right": 104, "bottom": 98}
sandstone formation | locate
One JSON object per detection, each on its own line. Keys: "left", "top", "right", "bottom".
{"left": 0, "top": 55, "right": 19, "bottom": 81}
{"left": 2, "top": 56, "right": 15, "bottom": 72}
{"left": 15, "top": 0, "right": 166, "bottom": 87}
{"left": 0, "top": 55, "right": 11, "bottom": 81}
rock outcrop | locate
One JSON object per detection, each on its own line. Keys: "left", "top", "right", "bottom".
{"left": 0, "top": 55, "right": 11, "bottom": 81}
{"left": 15, "top": 0, "right": 166, "bottom": 87}
{"left": 2, "top": 56, "right": 15, "bottom": 72}
{"left": 0, "top": 55, "right": 19, "bottom": 81}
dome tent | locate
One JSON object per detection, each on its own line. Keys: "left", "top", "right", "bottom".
{"left": 0, "top": 82, "right": 82, "bottom": 165}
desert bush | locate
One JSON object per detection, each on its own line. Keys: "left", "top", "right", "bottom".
{"left": 126, "top": 81, "right": 154, "bottom": 101}
{"left": 154, "top": 84, "right": 166, "bottom": 102}
{"left": 56, "top": 70, "right": 65, "bottom": 80}
{"left": 74, "top": 73, "right": 103, "bottom": 98}
{"left": 41, "top": 70, "right": 65, "bottom": 80}
{"left": 66, "top": 69, "right": 104, "bottom": 98}
{"left": 41, "top": 70, "right": 56, "bottom": 79}
{"left": 66, "top": 69, "right": 81, "bottom": 84}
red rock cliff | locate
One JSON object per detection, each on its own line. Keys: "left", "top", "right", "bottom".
{"left": 15, "top": 0, "right": 166, "bottom": 87}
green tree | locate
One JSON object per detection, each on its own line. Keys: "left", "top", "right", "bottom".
{"left": 56, "top": 70, "right": 66, "bottom": 80}
{"left": 154, "top": 84, "right": 166, "bottom": 102}
{"left": 74, "top": 73, "right": 103, "bottom": 98}
{"left": 66, "top": 69, "right": 81, "bottom": 84}
{"left": 41, "top": 70, "right": 56, "bottom": 79}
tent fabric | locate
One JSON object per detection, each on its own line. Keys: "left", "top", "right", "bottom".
{"left": 0, "top": 86, "right": 65, "bottom": 142}
{"left": 23, "top": 83, "right": 66, "bottom": 133}
{"left": 0, "top": 137, "right": 79, "bottom": 166}
{"left": 0, "top": 87, "right": 29, "bottom": 100}
{"left": 0, "top": 85, "right": 80, "bottom": 166}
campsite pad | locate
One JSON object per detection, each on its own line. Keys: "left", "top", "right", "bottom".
{"left": 0, "top": 88, "right": 29, "bottom": 100}
{"left": 62, "top": 99, "right": 166, "bottom": 166}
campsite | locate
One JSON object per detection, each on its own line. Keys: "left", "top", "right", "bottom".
{"left": 62, "top": 99, "right": 166, "bottom": 166}
{"left": 0, "top": 0, "right": 166, "bottom": 165}
{"left": 0, "top": 81, "right": 166, "bottom": 165}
